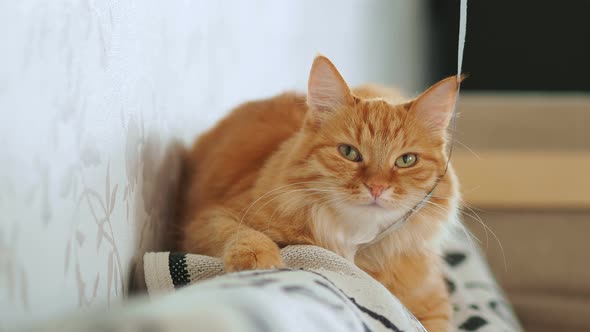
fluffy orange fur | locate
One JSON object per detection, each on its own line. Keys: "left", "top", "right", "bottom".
{"left": 178, "top": 56, "right": 460, "bottom": 331}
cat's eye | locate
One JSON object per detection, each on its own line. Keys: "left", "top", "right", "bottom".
{"left": 338, "top": 144, "right": 362, "bottom": 162}
{"left": 395, "top": 153, "right": 418, "bottom": 168}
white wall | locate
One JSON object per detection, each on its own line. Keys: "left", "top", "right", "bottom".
{"left": 0, "top": 0, "right": 428, "bottom": 327}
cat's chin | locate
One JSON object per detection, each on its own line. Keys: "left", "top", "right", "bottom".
{"left": 353, "top": 201, "right": 402, "bottom": 217}
{"left": 330, "top": 196, "right": 406, "bottom": 219}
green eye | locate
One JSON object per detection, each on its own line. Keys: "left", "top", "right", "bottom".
{"left": 338, "top": 144, "right": 362, "bottom": 162}
{"left": 395, "top": 153, "right": 418, "bottom": 168}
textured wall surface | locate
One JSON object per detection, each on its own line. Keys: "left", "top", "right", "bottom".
{"left": 0, "top": 0, "right": 427, "bottom": 327}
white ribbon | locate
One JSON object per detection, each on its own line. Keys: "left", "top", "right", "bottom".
{"left": 458, "top": 0, "right": 467, "bottom": 78}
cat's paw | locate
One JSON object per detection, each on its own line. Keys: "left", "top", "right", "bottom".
{"left": 223, "top": 236, "right": 283, "bottom": 272}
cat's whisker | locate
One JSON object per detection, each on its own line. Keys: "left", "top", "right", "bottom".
{"left": 398, "top": 193, "right": 450, "bottom": 201}
{"left": 318, "top": 196, "right": 352, "bottom": 211}
{"left": 388, "top": 196, "right": 453, "bottom": 220}
{"left": 266, "top": 192, "right": 351, "bottom": 235}
{"left": 247, "top": 187, "right": 342, "bottom": 225}
{"left": 413, "top": 200, "right": 482, "bottom": 248}
{"left": 457, "top": 197, "right": 494, "bottom": 214}
{"left": 292, "top": 192, "right": 349, "bottom": 213}
{"left": 265, "top": 190, "right": 342, "bottom": 232}
{"left": 449, "top": 137, "right": 481, "bottom": 160}
{"left": 287, "top": 191, "right": 349, "bottom": 213}
{"left": 235, "top": 184, "right": 338, "bottom": 243}
{"left": 388, "top": 200, "right": 477, "bottom": 250}
{"left": 238, "top": 182, "right": 338, "bottom": 225}
{"left": 455, "top": 208, "right": 488, "bottom": 247}
{"left": 422, "top": 203, "right": 455, "bottom": 219}
{"left": 238, "top": 180, "right": 337, "bottom": 215}
{"left": 417, "top": 197, "right": 502, "bottom": 262}
{"left": 455, "top": 199, "right": 505, "bottom": 257}
{"left": 390, "top": 195, "right": 488, "bottom": 250}
{"left": 423, "top": 201, "right": 457, "bottom": 216}
{"left": 268, "top": 192, "right": 313, "bottom": 226}
{"left": 460, "top": 205, "right": 507, "bottom": 272}
{"left": 455, "top": 220, "right": 481, "bottom": 251}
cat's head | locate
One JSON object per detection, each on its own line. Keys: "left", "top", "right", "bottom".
{"left": 296, "top": 55, "right": 459, "bottom": 220}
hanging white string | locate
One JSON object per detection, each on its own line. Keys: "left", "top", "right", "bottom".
{"left": 458, "top": 0, "right": 467, "bottom": 79}
{"left": 444, "top": 0, "right": 467, "bottom": 178}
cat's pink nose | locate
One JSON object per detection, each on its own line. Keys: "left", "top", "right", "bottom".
{"left": 365, "top": 184, "right": 385, "bottom": 198}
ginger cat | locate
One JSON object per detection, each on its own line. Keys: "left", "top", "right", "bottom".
{"left": 178, "top": 55, "right": 460, "bottom": 331}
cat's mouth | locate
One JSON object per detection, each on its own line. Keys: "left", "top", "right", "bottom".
{"left": 361, "top": 199, "right": 387, "bottom": 209}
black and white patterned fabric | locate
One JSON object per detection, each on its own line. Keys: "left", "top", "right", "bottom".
{"left": 441, "top": 238, "right": 523, "bottom": 331}
{"left": 139, "top": 232, "right": 523, "bottom": 332}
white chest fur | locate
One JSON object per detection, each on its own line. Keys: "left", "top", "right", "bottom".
{"left": 310, "top": 204, "right": 406, "bottom": 261}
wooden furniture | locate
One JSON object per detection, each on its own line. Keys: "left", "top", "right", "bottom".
{"left": 452, "top": 94, "right": 590, "bottom": 332}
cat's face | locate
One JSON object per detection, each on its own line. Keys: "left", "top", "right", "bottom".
{"left": 299, "top": 56, "right": 458, "bottom": 218}
{"left": 309, "top": 100, "right": 447, "bottom": 214}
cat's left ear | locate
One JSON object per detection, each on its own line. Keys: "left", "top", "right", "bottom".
{"left": 410, "top": 76, "right": 461, "bottom": 130}
{"left": 307, "top": 55, "right": 355, "bottom": 127}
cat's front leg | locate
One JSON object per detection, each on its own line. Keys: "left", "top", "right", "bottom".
{"left": 223, "top": 229, "right": 283, "bottom": 272}
{"left": 358, "top": 253, "right": 452, "bottom": 332}
{"left": 182, "top": 206, "right": 283, "bottom": 272}
{"left": 411, "top": 288, "right": 452, "bottom": 332}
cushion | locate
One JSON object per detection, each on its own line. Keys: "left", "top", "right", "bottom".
{"left": 141, "top": 231, "right": 523, "bottom": 332}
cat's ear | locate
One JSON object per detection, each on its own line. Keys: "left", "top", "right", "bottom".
{"left": 307, "top": 55, "right": 354, "bottom": 126}
{"left": 410, "top": 76, "right": 460, "bottom": 130}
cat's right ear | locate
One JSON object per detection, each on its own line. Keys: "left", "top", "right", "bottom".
{"left": 410, "top": 76, "right": 460, "bottom": 131}
{"left": 306, "top": 55, "right": 354, "bottom": 127}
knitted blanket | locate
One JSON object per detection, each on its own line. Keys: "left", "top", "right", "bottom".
{"left": 143, "top": 234, "right": 523, "bottom": 332}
